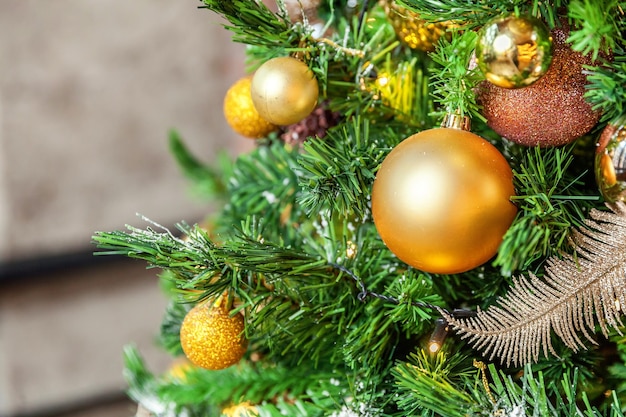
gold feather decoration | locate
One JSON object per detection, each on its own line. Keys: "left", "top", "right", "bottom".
{"left": 440, "top": 202, "right": 626, "bottom": 367}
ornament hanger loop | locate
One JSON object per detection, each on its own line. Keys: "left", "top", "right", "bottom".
{"left": 441, "top": 112, "right": 471, "bottom": 131}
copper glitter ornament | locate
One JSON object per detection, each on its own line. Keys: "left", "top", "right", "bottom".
{"left": 476, "top": 15, "right": 552, "bottom": 88}
{"left": 224, "top": 76, "right": 278, "bottom": 139}
{"left": 596, "top": 115, "right": 626, "bottom": 202}
{"left": 478, "top": 28, "right": 600, "bottom": 147}
{"left": 371, "top": 115, "right": 517, "bottom": 274}
{"left": 251, "top": 56, "right": 319, "bottom": 126}
{"left": 180, "top": 298, "right": 247, "bottom": 370}
{"left": 381, "top": 0, "right": 454, "bottom": 52}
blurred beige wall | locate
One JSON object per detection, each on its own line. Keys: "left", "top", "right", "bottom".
{"left": 0, "top": 0, "right": 249, "bottom": 260}
{"left": 0, "top": 1, "right": 250, "bottom": 415}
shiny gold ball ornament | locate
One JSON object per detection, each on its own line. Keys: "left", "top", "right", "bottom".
{"left": 478, "top": 28, "right": 600, "bottom": 147}
{"left": 476, "top": 15, "right": 552, "bottom": 88}
{"left": 179, "top": 298, "right": 248, "bottom": 370}
{"left": 595, "top": 115, "right": 626, "bottom": 203}
{"left": 251, "top": 56, "right": 319, "bottom": 126}
{"left": 223, "top": 76, "right": 277, "bottom": 139}
{"left": 381, "top": 0, "right": 454, "bottom": 52}
{"left": 371, "top": 121, "right": 518, "bottom": 274}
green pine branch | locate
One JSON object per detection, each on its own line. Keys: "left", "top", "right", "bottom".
{"left": 494, "top": 145, "right": 601, "bottom": 275}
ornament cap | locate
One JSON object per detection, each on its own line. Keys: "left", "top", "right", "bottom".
{"left": 441, "top": 113, "right": 471, "bottom": 131}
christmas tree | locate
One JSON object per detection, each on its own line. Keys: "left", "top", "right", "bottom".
{"left": 93, "top": 0, "right": 626, "bottom": 415}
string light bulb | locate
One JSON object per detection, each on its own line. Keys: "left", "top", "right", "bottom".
{"left": 428, "top": 318, "right": 449, "bottom": 353}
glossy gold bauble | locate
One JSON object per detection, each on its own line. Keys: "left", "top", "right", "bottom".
{"left": 371, "top": 127, "right": 517, "bottom": 274}
{"left": 381, "top": 0, "right": 454, "bottom": 52}
{"left": 179, "top": 299, "right": 247, "bottom": 370}
{"left": 224, "top": 76, "right": 278, "bottom": 139}
{"left": 476, "top": 15, "right": 552, "bottom": 88}
{"left": 478, "top": 28, "right": 600, "bottom": 147}
{"left": 251, "top": 56, "right": 319, "bottom": 126}
{"left": 595, "top": 115, "right": 626, "bottom": 203}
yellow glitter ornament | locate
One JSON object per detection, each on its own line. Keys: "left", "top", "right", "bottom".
{"left": 381, "top": 0, "right": 454, "bottom": 52}
{"left": 224, "top": 76, "right": 278, "bottom": 139}
{"left": 222, "top": 401, "right": 258, "bottom": 417}
{"left": 179, "top": 297, "right": 248, "bottom": 370}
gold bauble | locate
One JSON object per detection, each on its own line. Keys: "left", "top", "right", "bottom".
{"left": 595, "top": 115, "right": 626, "bottom": 203}
{"left": 180, "top": 299, "right": 248, "bottom": 370}
{"left": 222, "top": 401, "right": 258, "bottom": 417}
{"left": 371, "top": 127, "right": 517, "bottom": 274}
{"left": 224, "top": 76, "right": 278, "bottom": 139}
{"left": 381, "top": 0, "right": 454, "bottom": 52}
{"left": 251, "top": 56, "right": 319, "bottom": 126}
{"left": 476, "top": 15, "right": 552, "bottom": 88}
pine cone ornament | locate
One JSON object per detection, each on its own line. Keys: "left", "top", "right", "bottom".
{"left": 281, "top": 104, "right": 342, "bottom": 146}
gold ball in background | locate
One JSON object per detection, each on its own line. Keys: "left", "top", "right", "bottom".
{"left": 180, "top": 299, "right": 248, "bottom": 370}
{"left": 596, "top": 115, "right": 626, "bottom": 203}
{"left": 476, "top": 15, "right": 552, "bottom": 88}
{"left": 371, "top": 128, "right": 518, "bottom": 274}
{"left": 381, "top": 0, "right": 454, "bottom": 52}
{"left": 224, "top": 76, "right": 278, "bottom": 139}
{"left": 251, "top": 56, "right": 319, "bottom": 126}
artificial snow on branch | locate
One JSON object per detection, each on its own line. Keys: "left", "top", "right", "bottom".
{"left": 442, "top": 202, "right": 626, "bottom": 367}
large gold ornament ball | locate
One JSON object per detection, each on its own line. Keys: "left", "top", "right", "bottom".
{"left": 595, "top": 115, "right": 626, "bottom": 203}
{"left": 180, "top": 300, "right": 248, "bottom": 370}
{"left": 476, "top": 15, "right": 552, "bottom": 88}
{"left": 478, "top": 28, "right": 600, "bottom": 147}
{"left": 371, "top": 128, "right": 518, "bottom": 274}
{"left": 251, "top": 56, "right": 319, "bottom": 126}
{"left": 223, "top": 76, "right": 277, "bottom": 139}
{"left": 381, "top": 0, "right": 454, "bottom": 52}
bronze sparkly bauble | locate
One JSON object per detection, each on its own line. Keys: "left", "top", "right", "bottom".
{"left": 381, "top": 0, "right": 454, "bottom": 52}
{"left": 180, "top": 299, "right": 248, "bottom": 370}
{"left": 476, "top": 15, "right": 552, "bottom": 88}
{"left": 371, "top": 125, "right": 517, "bottom": 274}
{"left": 251, "top": 56, "right": 319, "bottom": 126}
{"left": 224, "top": 76, "right": 278, "bottom": 139}
{"left": 595, "top": 115, "right": 626, "bottom": 202}
{"left": 478, "top": 28, "right": 600, "bottom": 147}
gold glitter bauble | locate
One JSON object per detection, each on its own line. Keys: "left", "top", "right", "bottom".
{"left": 251, "top": 57, "right": 319, "bottom": 126}
{"left": 595, "top": 115, "right": 626, "bottom": 202}
{"left": 224, "top": 76, "right": 278, "bottom": 139}
{"left": 381, "top": 0, "right": 453, "bottom": 52}
{"left": 222, "top": 401, "right": 258, "bottom": 417}
{"left": 180, "top": 299, "right": 248, "bottom": 370}
{"left": 478, "top": 28, "right": 600, "bottom": 147}
{"left": 371, "top": 127, "right": 517, "bottom": 274}
{"left": 476, "top": 15, "right": 552, "bottom": 88}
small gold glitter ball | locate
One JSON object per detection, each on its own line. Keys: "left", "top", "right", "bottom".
{"left": 179, "top": 299, "right": 248, "bottom": 370}
{"left": 381, "top": 0, "right": 454, "bottom": 52}
{"left": 595, "top": 115, "right": 626, "bottom": 203}
{"left": 224, "top": 76, "right": 278, "bottom": 139}
{"left": 251, "top": 56, "right": 319, "bottom": 126}
{"left": 476, "top": 15, "right": 552, "bottom": 88}
{"left": 222, "top": 401, "right": 258, "bottom": 417}
{"left": 371, "top": 126, "right": 517, "bottom": 274}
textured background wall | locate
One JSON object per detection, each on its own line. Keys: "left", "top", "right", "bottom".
{"left": 0, "top": 1, "right": 249, "bottom": 415}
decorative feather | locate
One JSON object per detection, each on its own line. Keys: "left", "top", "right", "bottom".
{"left": 440, "top": 202, "right": 626, "bottom": 367}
